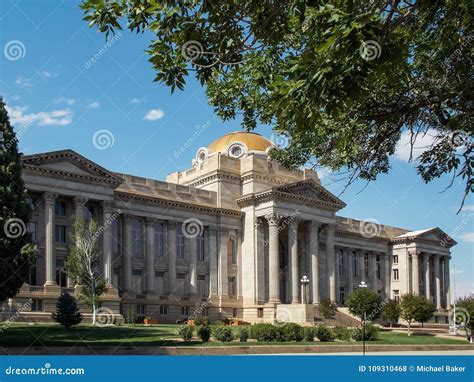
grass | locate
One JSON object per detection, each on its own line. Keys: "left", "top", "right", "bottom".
{"left": 0, "top": 324, "right": 470, "bottom": 348}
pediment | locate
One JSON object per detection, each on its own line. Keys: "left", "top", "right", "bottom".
{"left": 22, "top": 150, "right": 123, "bottom": 187}
{"left": 393, "top": 227, "right": 456, "bottom": 247}
{"left": 275, "top": 180, "right": 346, "bottom": 209}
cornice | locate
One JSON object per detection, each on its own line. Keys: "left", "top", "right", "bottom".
{"left": 335, "top": 229, "right": 390, "bottom": 243}
{"left": 115, "top": 191, "right": 243, "bottom": 218}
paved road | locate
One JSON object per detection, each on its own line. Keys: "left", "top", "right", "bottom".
{"left": 262, "top": 350, "right": 474, "bottom": 356}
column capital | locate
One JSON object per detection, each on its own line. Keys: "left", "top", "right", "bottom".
{"left": 254, "top": 217, "right": 265, "bottom": 229}
{"left": 167, "top": 220, "right": 177, "bottom": 228}
{"left": 409, "top": 250, "right": 421, "bottom": 258}
{"left": 101, "top": 200, "right": 115, "bottom": 212}
{"left": 43, "top": 191, "right": 58, "bottom": 204}
{"left": 74, "top": 195, "right": 88, "bottom": 207}
{"left": 145, "top": 217, "right": 155, "bottom": 227}
{"left": 265, "top": 213, "right": 283, "bottom": 226}
{"left": 325, "top": 223, "right": 337, "bottom": 232}
{"left": 123, "top": 214, "right": 133, "bottom": 224}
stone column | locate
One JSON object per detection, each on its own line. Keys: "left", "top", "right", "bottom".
{"left": 255, "top": 218, "right": 266, "bottom": 304}
{"left": 188, "top": 234, "right": 197, "bottom": 296}
{"left": 434, "top": 254, "right": 441, "bottom": 309}
{"left": 44, "top": 192, "right": 57, "bottom": 286}
{"left": 218, "top": 228, "right": 229, "bottom": 296}
{"left": 424, "top": 253, "right": 431, "bottom": 301}
{"left": 166, "top": 221, "right": 177, "bottom": 294}
{"left": 207, "top": 228, "right": 218, "bottom": 296}
{"left": 444, "top": 256, "right": 451, "bottom": 309}
{"left": 122, "top": 215, "right": 132, "bottom": 292}
{"left": 145, "top": 218, "right": 155, "bottom": 294}
{"left": 346, "top": 248, "right": 353, "bottom": 295}
{"left": 369, "top": 252, "right": 377, "bottom": 292}
{"left": 411, "top": 252, "right": 420, "bottom": 294}
{"left": 288, "top": 219, "right": 299, "bottom": 304}
{"left": 102, "top": 201, "right": 114, "bottom": 286}
{"left": 326, "top": 224, "right": 336, "bottom": 302}
{"left": 69, "top": 196, "right": 88, "bottom": 288}
{"left": 307, "top": 221, "right": 320, "bottom": 304}
{"left": 266, "top": 214, "right": 281, "bottom": 303}
{"left": 384, "top": 254, "right": 391, "bottom": 299}
{"left": 359, "top": 250, "right": 365, "bottom": 283}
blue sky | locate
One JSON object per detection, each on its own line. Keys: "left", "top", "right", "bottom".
{"left": 1, "top": 0, "right": 472, "bottom": 297}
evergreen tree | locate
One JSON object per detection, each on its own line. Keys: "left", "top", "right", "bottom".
{"left": 0, "top": 98, "right": 36, "bottom": 303}
{"left": 52, "top": 293, "right": 83, "bottom": 329}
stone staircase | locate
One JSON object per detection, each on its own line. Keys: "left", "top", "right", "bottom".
{"left": 314, "top": 306, "right": 361, "bottom": 327}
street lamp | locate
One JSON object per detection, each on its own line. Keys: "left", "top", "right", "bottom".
{"left": 300, "top": 275, "right": 310, "bottom": 305}
{"left": 359, "top": 281, "right": 368, "bottom": 356}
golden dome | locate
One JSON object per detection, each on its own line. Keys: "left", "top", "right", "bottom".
{"left": 207, "top": 131, "right": 273, "bottom": 154}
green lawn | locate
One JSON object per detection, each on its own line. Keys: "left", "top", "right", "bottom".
{"left": 0, "top": 324, "right": 469, "bottom": 348}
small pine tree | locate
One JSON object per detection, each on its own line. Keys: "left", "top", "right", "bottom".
{"left": 52, "top": 293, "right": 82, "bottom": 329}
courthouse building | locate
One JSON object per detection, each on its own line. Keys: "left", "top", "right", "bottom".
{"left": 9, "top": 132, "right": 455, "bottom": 323}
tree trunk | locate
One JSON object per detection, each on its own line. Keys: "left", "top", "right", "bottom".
{"left": 92, "top": 304, "right": 97, "bottom": 326}
{"left": 389, "top": 322, "right": 393, "bottom": 329}
{"left": 407, "top": 321, "right": 411, "bottom": 336}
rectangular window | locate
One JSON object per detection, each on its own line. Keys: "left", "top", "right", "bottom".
{"left": 257, "top": 308, "right": 264, "bottom": 318}
{"left": 352, "top": 253, "right": 357, "bottom": 277}
{"left": 177, "top": 273, "right": 186, "bottom": 296}
{"left": 197, "top": 233, "right": 205, "bottom": 261}
{"left": 132, "top": 219, "right": 144, "bottom": 256}
{"left": 132, "top": 269, "right": 143, "bottom": 294}
{"left": 55, "top": 201, "right": 66, "bottom": 216}
{"left": 154, "top": 223, "right": 164, "bottom": 257}
{"left": 376, "top": 255, "right": 381, "bottom": 280}
{"left": 27, "top": 222, "right": 37, "bottom": 241}
{"left": 155, "top": 271, "right": 165, "bottom": 295}
{"left": 181, "top": 306, "right": 190, "bottom": 316}
{"left": 160, "top": 305, "right": 168, "bottom": 315}
{"left": 393, "top": 255, "right": 398, "bottom": 264}
{"left": 31, "top": 299, "right": 43, "bottom": 312}
{"left": 393, "top": 289, "right": 400, "bottom": 301}
{"left": 393, "top": 268, "right": 399, "bottom": 281}
{"left": 364, "top": 253, "right": 369, "bottom": 278}
{"left": 136, "top": 304, "right": 145, "bottom": 315}
{"left": 27, "top": 197, "right": 37, "bottom": 212}
{"left": 176, "top": 226, "right": 185, "bottom": 259}
{"left": 29, "top": 264, "right": 37, "bottom": 285}
{"left": 55, "top": 225, "right": 67, "bottom": 243}
{"left": 228, "top": 276, "right": 236, "bottom": 296}
{"left": 232, "top": 308, "right": 238, "bottom": 318}
{"left": 338, "top": 251, "right": 345, "bottom": 277}
{"left": 339, "top": 287, "right": 345, "bottom": 304}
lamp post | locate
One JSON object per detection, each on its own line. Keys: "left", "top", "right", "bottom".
{"left": 300, "top": 275, "right": 310, "bottom": 305}
{"left": 359, "top": 281, "right": 368, "bottom": 356}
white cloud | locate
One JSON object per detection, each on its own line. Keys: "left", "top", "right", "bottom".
{"left": 455, "top": 282, "right": 474, "bottom": 300}
{"left": 7, "top": 105, "right": 73, "bottom": 127}
{"left": 130, "top": 98, "right": 141, "bottom": 104}
{"left": 394, "top": 129, "right": 436, "bottom": 162}
{"left": 459, "top": 232, "right": 474, "bottom": 243}
{"left": 88, "top": 101, "right": 100, "bottom": 109}
{"left": 54, "top": 97, "right": 76, "bottom": 106}
{"left": 461, "top": 205, "right": 474, "bottom": 212}
{"left": 144, "top": 108, "right": 165, "bottom": 121}
{"left": 317, "top": 166, "right": 331, "bottom": 179}
{"left": 15, "top": 77, "right": 32, "bottom": 88}
{"left": 39, "top": 71, "right": 58, "bottom": 79}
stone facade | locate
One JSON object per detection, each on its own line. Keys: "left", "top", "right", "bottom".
{"left": 5, "top": 132, "right": 456, "bottom": 324}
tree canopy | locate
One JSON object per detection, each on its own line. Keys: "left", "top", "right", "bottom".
{"left": 0, "top": 98, "right": 36, "bottom": 303}
{"left": 345, "top": 287, "right": 382, "bottom": 321}
{"left": 81, "top": 0, "right": 473, "bottom": 209}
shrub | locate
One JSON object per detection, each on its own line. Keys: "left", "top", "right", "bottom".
{"left": 212, "top": 320, "right": 225, "bottom": 326}
{"left": 304, "top": 327, "right": 315, "bottom": 342}
{"left": 239, "top": 327, "right": 249, "bottom": 342}
{"left": 280, "top": 323, "right": 304, "bottom": 342}
{"left": 333, "top": 326, "right": 352, "bottom": 341}
{"left": 249, "top": 323, "right": 278, "bottom": 342}
{"left": 213, "top": 326, "right": 234, "bottom": 342}
{"left": 319, "top": 298, "right": 337, "bottom": 319}
{"left": 177, "top": 325, "right": 194, "bottom": 342}
{"left": 314, "top": 325, "right": 335, "bottom": 342}
{"left": 51, "top": 293, "right": 82, "bottom": 329}
{"left": 197, "top": 325, "right": 211, "bottom": 342}
{"left": 352, "top": 324, "right": 379, "bottom": 341}
{"left": 194, "top": 317, "right": 209, "bottom": 326}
